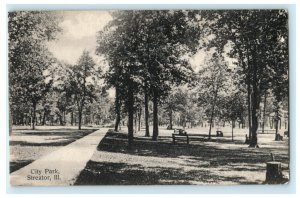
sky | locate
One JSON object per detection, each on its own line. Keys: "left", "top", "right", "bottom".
{"left": 47, "top": 11, "right": 236, "bottom": 79}
{"left": 47, "top": 11, "right": 112, "bottom": 66}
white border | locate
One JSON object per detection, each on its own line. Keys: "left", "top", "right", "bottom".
{"left": 1, "top": 0, "right": 298, "bottom": 197}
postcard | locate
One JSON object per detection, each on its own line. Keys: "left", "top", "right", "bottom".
{"left": 8, "top": 10, "right": 289, "bottom": 186}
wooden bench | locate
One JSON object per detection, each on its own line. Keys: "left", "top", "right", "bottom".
{"left": 172, "top": 129, "right": 224, "bottom": 145}
{"left": 172, "top": 133, "right": 189, "bottom": 145}
{"left": 172, "top": 129, "right": 189, "bottom": 144}
{"left": 216, "top": 130, "right": 223, "bottom": 137}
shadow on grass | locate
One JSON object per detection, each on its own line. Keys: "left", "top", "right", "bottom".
{"left": 74, "top": 161, "right": 250, "bottom": 185}
{"left": 75, "top": 131, "right": 289, "bottom": 185}
{"left": 97, "top": 132, "right": 289, "bottom": 165}
{"left": 10, "top": 160, "right": 33, "bottom": 173}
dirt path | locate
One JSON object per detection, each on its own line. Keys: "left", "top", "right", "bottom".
{"left": 10, "top": 128, "right": 109, "bottom": 186}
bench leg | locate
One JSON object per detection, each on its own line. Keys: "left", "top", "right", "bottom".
{"left": 172, "top": 136, "right": 175, "bottom": 144}
{"left": 187, "top": 136, "right": 189, "bottom": 145}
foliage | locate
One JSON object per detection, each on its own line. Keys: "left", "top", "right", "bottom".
{"left": 209, "top": 10, "right": 288, "bottom": 146}
{"left": 8, "top": 11, "right": 61, "bottom": 129}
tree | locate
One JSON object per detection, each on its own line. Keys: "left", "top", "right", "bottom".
{"left": 8, "top": 11, "right": 61, "bottom": 130}
{"left": 210, "top": 10, "right": 288, "bottom": 147}
{"left": 97, "top": 11, "right": 204, "bottom": 146}
{"left": 163, "top": 87, "right": 187, "bottom": 130}
{"left": 114, "top": 88, "right": 122, "bottom": 131}
{"left": 197, "top": 53, "right": 229, "bottom": 139}
{"left": 133, "top": 10, "right": 203, "bottom": 140}
{"left": 97, "top": 11, "right": 144, "bottom": 148}
{"left": 67, "top": 51, "right": 98, "bottom": 130}
{"left": 221, "top": 92, "right": 246, "bottom": 141}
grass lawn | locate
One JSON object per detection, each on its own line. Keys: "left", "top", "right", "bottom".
{"left": 9, "top": 126, "right": 98, "bottom": 173}
{"left": 75, "top": 126, "right": 289, "bottom": 185}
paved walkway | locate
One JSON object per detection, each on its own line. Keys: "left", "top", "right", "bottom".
{"left": 10, "top": 128, "right": 109, "bottom": 186}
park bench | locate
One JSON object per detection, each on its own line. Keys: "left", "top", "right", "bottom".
{"left": 216, "top": 130, "right": 223, "bottom": 137}
{"left": 172, "top": 129, "right": 224, "bottom": 145}
{"left": 188, "top": 131, "right": 224, "bottom": 141}
{"left": 172, "top": 129, "right": 189, "bottom": 144}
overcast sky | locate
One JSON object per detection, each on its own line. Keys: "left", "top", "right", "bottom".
{"left": 47, "top": 11, "right": 234, "bottom": 74}
{"left": 47, "top": 11, "right": 112, "bottom": 66}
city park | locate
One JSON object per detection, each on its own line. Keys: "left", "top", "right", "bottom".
{"left": 9, "top": 10, "right": 289, "bottom": 185}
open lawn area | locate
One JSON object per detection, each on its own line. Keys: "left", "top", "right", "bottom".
{"left": 75, "top": 126, "right": 289, "bottom": 185}
{"left": 9, "top": 126, "right": 98, "bottom": 173}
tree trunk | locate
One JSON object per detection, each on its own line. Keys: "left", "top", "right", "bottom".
{"left": 20, "top": 113, "right": 24, "bottom": 125}
{"left": 78, "top": 108, "right": 82, "bottom": 130}
{"left": 138, "top": 107, "right": 141, "bottom": 132}
{"left": 169, "top": 109, "right": 173, "bottom": 130}
{"left": 269, "top": 117, "right": 272, "bottom": 129}
{"left": 63, "top": 111, "right": 66, "bottom": 125}
{"left": 115, "top": 112, "right": 121, "bottom": 132}
{"left": 32, "top": 102, "right": 37, "bottom": 130}
{"left": 275, "top": 114, "right": 278, "bottom": 135}
{"left": 279, "top": 118, "right": 281, "bottom": 129}
{"left": 262, "top": 92, "right": 267, "bottom": 133}
{"left": 134, "top": 113, "right": 137, "bottom": 133}
{"left": 208, "top": 101, "right": 215, "bottom": 140}
{"left": 127, "top": 87, "right": 134, "bottom": 148}
{"left": 114, "top": 88, "right": 121, "bottom": 132}
{"left": 274, "top": 110, "right": 279, "bottom": 140}
{"left": 247, "top": 82, "right": 252, "bottom": 140}
{"left": 59, "top": 112, "right": 64, "bottom": 126}
{"left": 249, "top": 103, "right": 259, "bottom": 147}
{"left": 9, "top": 108, "right": 13, "bottom": 136}
{"left": 249, "top": 51, "right": 260, "bottom": 148}
{"left": 39, "top": 112, "right": 42, "bottom": 125}
{"left": 71, "top": 111, "right": 74, "bottom": 126}
{"left": 152, "top": 89, "right": 159, "bottom": 141}
{"left": 232, "top": 120, "right": 234, "bottom": 141}
{"left": 144, "top": 84, "right": 150, "bottom": 137}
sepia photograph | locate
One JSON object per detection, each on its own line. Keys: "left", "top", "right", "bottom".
{"left": 8, "top": 9, "right": 289, "bottom": 186}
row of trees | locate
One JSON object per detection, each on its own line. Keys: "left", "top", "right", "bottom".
{"left": 209, "top": 10, "right": 289, "bottom": 146}
{"left": 9, "top": 11, "right": 60, "bottom": 132}
{"left": 97, "top": 11, "right": 204, "bottom": 147}
{"left": 97, "top": 10, "right": 288, "bottom": 148}
{"left": 8, "top": 11, "right": 110, "bottom": 131}
{"left": 9, "top": 10, "right": 288, "bottom": 149}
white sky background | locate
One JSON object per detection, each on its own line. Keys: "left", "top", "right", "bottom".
{"left": 47, "top": 11, "right": 112, "bottom": 66}
{"left": 47, "top": 11, "right": 236, "bottom": 84}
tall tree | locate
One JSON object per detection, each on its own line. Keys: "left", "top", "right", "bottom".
{"left": 163, "top": 87, "right": 187, "bottom": 130}
{"left": 197, "top": 53, "right": 229, "bottom": 139}
{"left": 97, "top": 10, "right": 203, "bottom": 145}
{"left": 114, "top": 87, "right": 122, "bottom": 131}
{"left": 97, "top": 11, "right": 142, "bottom": 147}
{"left": 67, "top": 51, "right": 98, "bottom": 130}
{"left": 134, "top": 10, "right": 203, "bottom": 140}
{"left": 210, "top": 10, "right": 288, "bottom": 147}
{"left": 8, "top": 11, "right": 61, "bottom": 130}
